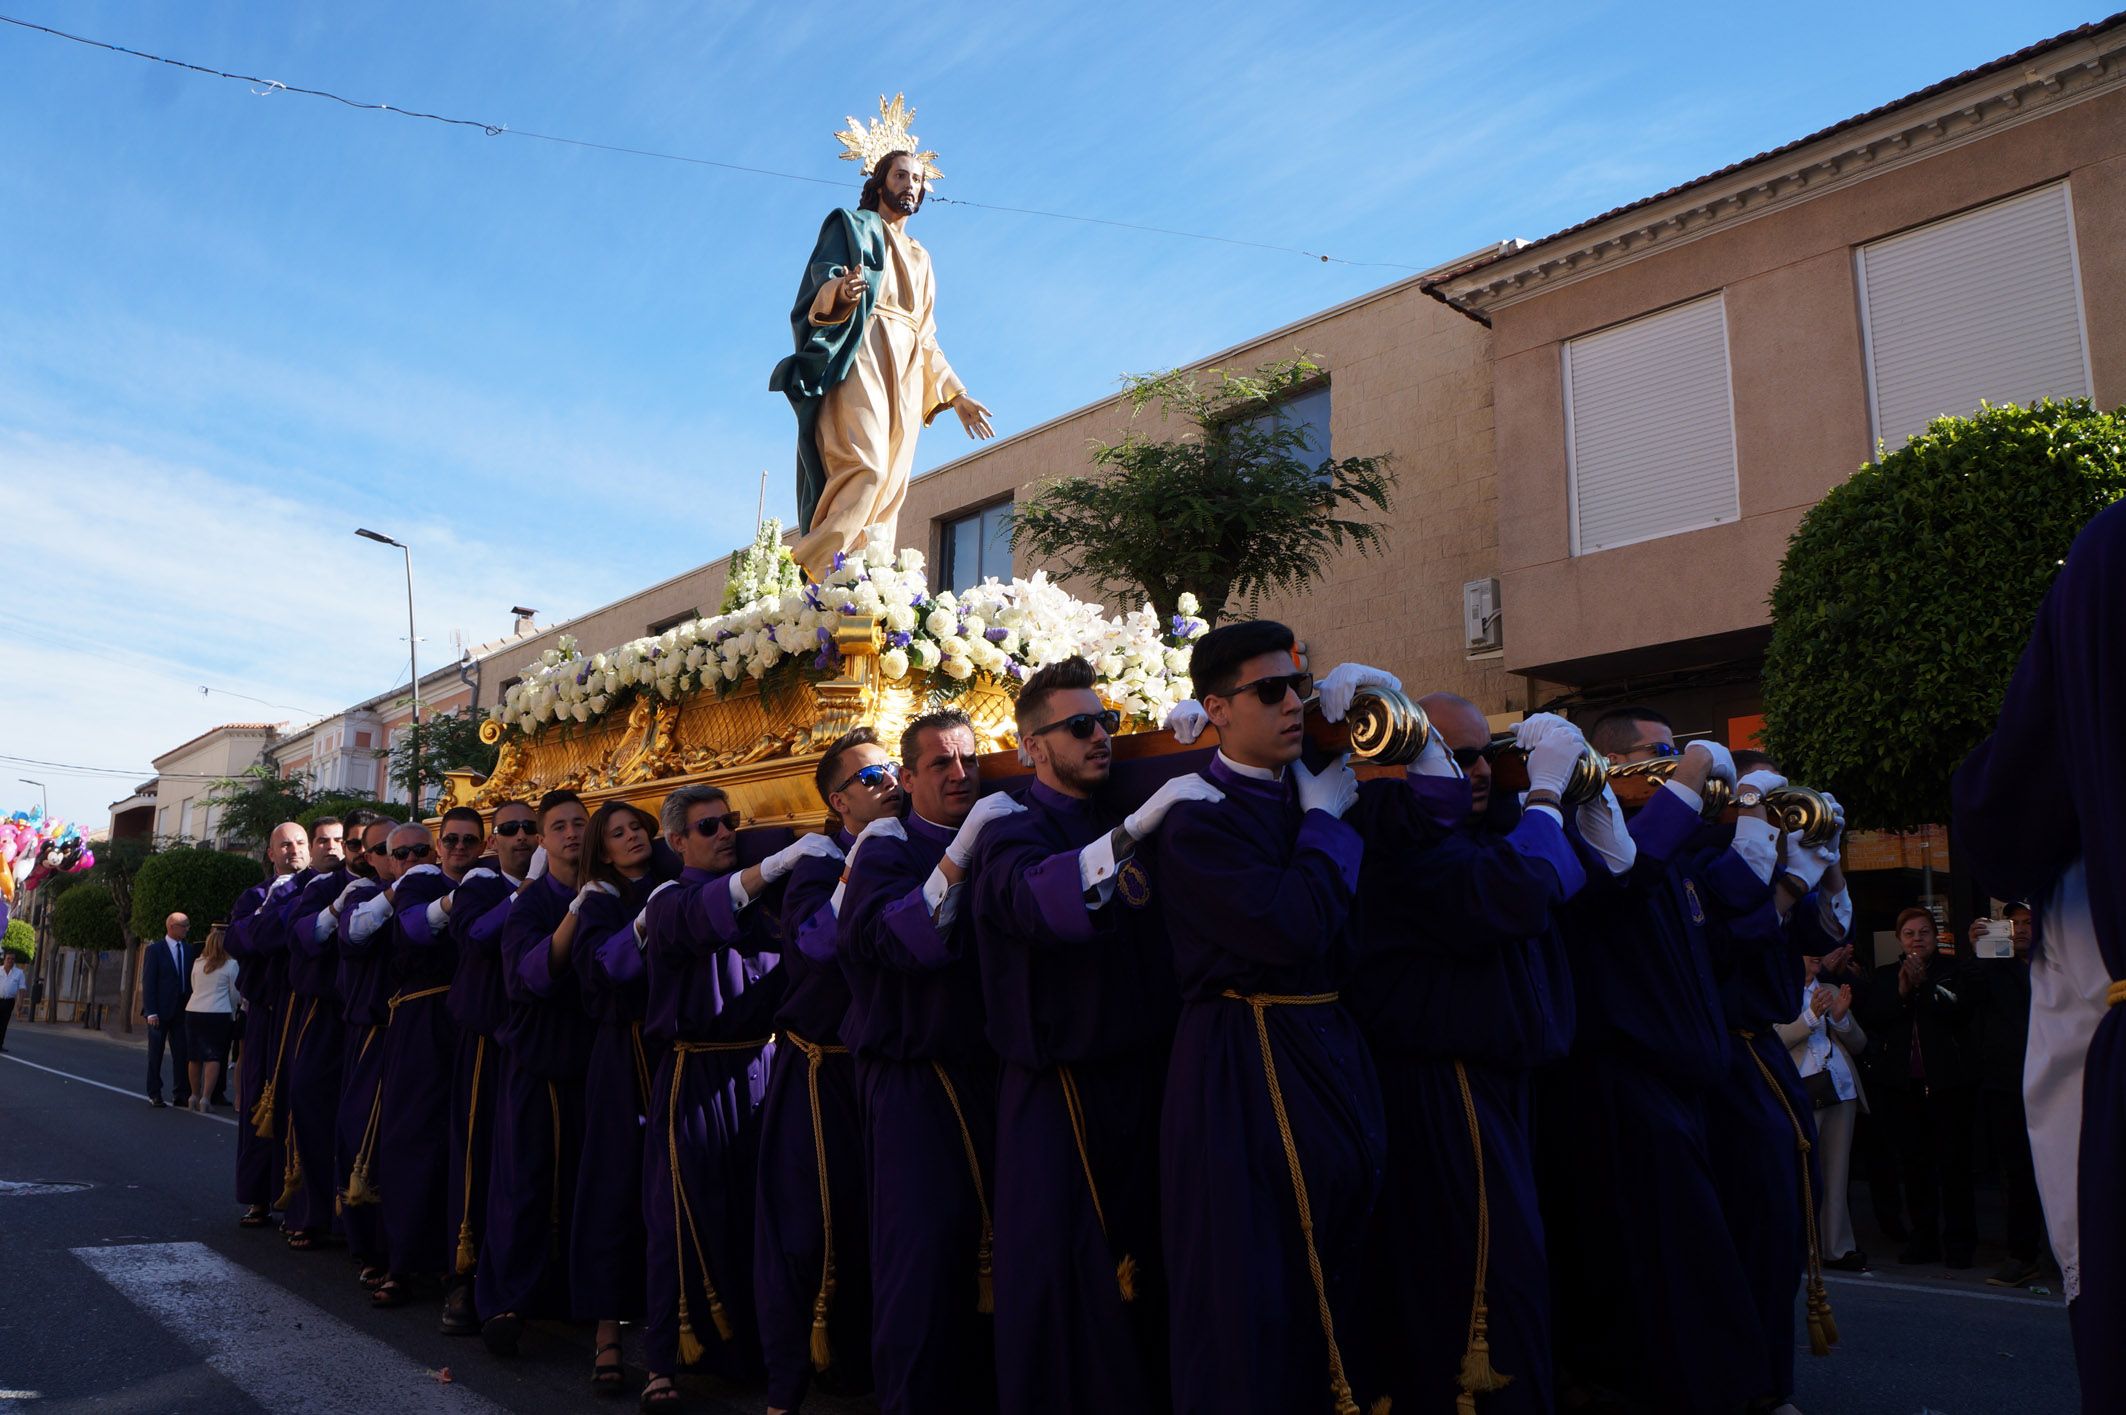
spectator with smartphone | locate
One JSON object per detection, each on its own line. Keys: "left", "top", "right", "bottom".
{"left": 1782, "top": 946, "right": 1870, "bottom": 1271}
{"left": 1858, "top": 907, "right": 1980, "bottom": 1266}
{"left": 1961, "top": 904, "right": 2048, "bottom": 1286}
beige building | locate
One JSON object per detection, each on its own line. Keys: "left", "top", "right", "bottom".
{"left": 143, "top": 722, "right": 281, "bottom": 847}
{"left": 1424, "top": 14, "right": 2125, "bottom": 741}
{"left": 273, "top": 660, "right": 479, "bottom": 811}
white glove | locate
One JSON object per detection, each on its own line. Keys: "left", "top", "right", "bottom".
{"left": 1521, "top": 717, "right": 1589, "bottom": 797}
{"left": 761, "top": 833, "right": 846, "bottom": 883}
{"left": 1293, "top": 754, "right": 1358, "bottom": 820}
{"left": 1685, "top": 740, "right": 1736, "bottom": 783}
{"left": 1411, "top": 731, "right": 1464, "bottom": 780}
{"left": 1124, "top": 773, "right": 1224, "bottom": 839}
{"left": 526, "top": 846, "right": 549, "bottom": 882}
{"left": 1820, "top": 791, "right": 1847, "bottom": 852}
{"left": 845, "top": 815, "right": 905, "bottom": 878}
{"left": 398, "top": 863, "right": 441, "bottom": 883}
{"left": 269, "top": 873, "right": 300, "bottom": 896}
{"left": 1739, "top": 770, "right": 1787, "bottom": 797}
{"left": 567, "top": 879, "right": 620, "bottom": 917}
{"left": 632, "top": 880, "right": 681, "bottom": 948}
{"left": 1783, "top": 832, "right": 1832, "bottom": 892}
{"left": 945, "top": 792, "right": 1027, "bottom": 868}
{"left": 331, "top": 879, "right": 365, "bottom": 913}
{"left": 1576, "top": 784, "right": 1636, "bottom": 875}
{"left": 1317, "top": 663, "right": 1402, "bottom": 724}
{"left": 460, "top": 867, "right": 499, "bottom": 886}
{"left": 1164, "top": 699, "right": 1209, "bottom": 746}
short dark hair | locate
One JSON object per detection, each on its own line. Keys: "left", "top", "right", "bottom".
{"left": 440, "top": 806, "right": 484, "bottom": 832}
{"left": 537, "top": 789, "right": 585, "bottom": 826}
{"left": 1015, "top": 656, "right": 1098, "bottom": 733}
{"left": 1732, "top": 748, "right": 1777, "bottom": 776}
{"left": 343, "top": 808, "right": 382, "bottom": 831}
{"left": 492, "top": 799, "right": 534, "bottom": 820}
{"left": 816, "top": 728, "right": 881, "bottom": 810}
{"left": 1190, "top": 620, "right": 1296, "bottom": 699}
{"left": 901, "top": 708, "right": 974, "bottom": 767}
{"left": 308, "top": 815, "right": 342, "bottom": 841}
{"left": 1589, "top": 705, "right": 1672, "bottom": 756}
{"left": 859, "top": 150, "right": 926, "bottom": 213}
{"left": 582, "top": 800, "right": 660, "bottom": 890}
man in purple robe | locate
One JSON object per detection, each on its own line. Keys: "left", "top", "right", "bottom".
{"left": 353, "top": 811, "right": 484, "bottom": 1307}
{"left": 479, "top": 789, "right": 593, "bottom": 1357}
{"left": 337, "top": 818, "right": 417, "bottom": 1287}
{"left": 430, "top": 798, "right": 538, "bottom": 1336}
{"left": 839, "top": 708, "right": 1022, "bottom": 1415}
{"left": 756, "top": 729, "right": 899, "bottom": 1414}
{"left": 1347, "top": 702, "right": 1608, "bottom": 1415}
{"left": 1147, "top": 620, "right": 1385, "bottom": 1415}
{"left": 638, "top": 786, "right": 824, "bottom": 1410}
{"left": 971, "top": 656, "right": 1215, "bottom": 1415}
{"left": 1954, "top": 499, "right": 2126, "bottom": 1414}
{"left": 1542, "top": 710, "right": 1765, "bottom": 1415}
{"left": 225, "top": 820, "right": 316, "bottom": 1229}
{"left": 279, "top": 809, "right": 383, "bottom": 1248}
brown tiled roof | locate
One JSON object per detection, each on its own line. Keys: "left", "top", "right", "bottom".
{"left": 1427, "top": 10, "right": 2126, "bottom": 288}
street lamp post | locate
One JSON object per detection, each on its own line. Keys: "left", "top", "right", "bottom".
{"left": 356, "top": 529, "right": 422, "bottom": 812}
{"left": 18, "top": 778, "right": 47, "bottom": 817}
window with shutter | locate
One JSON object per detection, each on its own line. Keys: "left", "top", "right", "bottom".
{"left": 1857, "top": 182, "right": 2091, "bottom": 450}
{"left": 1563, "top": 294, "right": 1739, "bottom": 555}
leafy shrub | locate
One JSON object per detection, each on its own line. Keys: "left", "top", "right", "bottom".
{"left": 3, "top": 916, "right": 34, "bottom": 961}
{"left": 128, "top": 846, "right": 264, "bottom": 939}
{"left": 52, "top": 884, "right": 124, "bottom": 954}
{"left": 1763, "top": 399, "right": 2126, "bottom": 827}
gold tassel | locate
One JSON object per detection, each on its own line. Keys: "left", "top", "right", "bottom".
{"left": 976, "top": 1226, "right": 995, "bottom": 1315}
{"left": 708, "top": 1294, "right": 735, "bottom": 1343}
{"left": 345, "top": 1163, "right": 377, "bottom": 1207}
{"left": 250, "top": 1079, "right": 277, "bottom": 1138}
{"left": 455, "top": 1221, "right": 477, "bottom": 1276}
{"left": 1115, "top": 1253, "right": 1137, "bottom": 1304}
{"left": 275, "top": 1167, "right": 302, "bottom": 1212}
{"left": 809, "top": 1282, "right": 834, "bottom": 1371}
{"left": 1457, "top": 1304, "right": 1513, "bottom": 1397}
{"left": 931, "top": 1061, "right": 997, "bottom": 1318}
{"left": 676, "top": 1311, "right": 705, "bottom": 1366}
{"left": 1453, "top": 1062, "right": 1513, "bottom": 1410}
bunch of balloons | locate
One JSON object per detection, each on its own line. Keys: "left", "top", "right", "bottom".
{"left": 0, "top": 808, "right": 95, "bottom": 905}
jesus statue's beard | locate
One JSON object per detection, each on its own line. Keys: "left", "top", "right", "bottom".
{"left": 890, "top": 191, "right": 919, "bottom": 215}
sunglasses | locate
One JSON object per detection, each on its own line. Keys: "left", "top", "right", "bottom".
{"left": 366, "top": 842, "right": 391, "bottom": 856}
{"left": 492, "top": 820, "right": 536, "bottom": 837}
{"left": 1216, "top": 671, "right": 1314, "bottom": 707}
{"left": 1625, "top": 740, "right": 1683, "bottom": 758}
{"left": 390, "top": 843, "right": 433, "bottom": 861}
{"left": 836, "top": 762, "right": 900, "bottom": 793}
{"left": 1028, "top": 709, "right": 1120, "bottom": 741}
{"left": 1451, "top": 741, "right": 1507, "bottom": 770}
{"left": 689, "top": 811, "right": 744, "bottom": 838}
{"left": 439, "top": 833, "right": 481, "bottom": 849}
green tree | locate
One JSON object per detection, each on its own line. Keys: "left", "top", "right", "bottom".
{"left": 1763, "top": 399, "right": 2126, "bottom": 828}
{"left": 128, "top": 846, "right": 263, "bottom": 939}
{"left": 3, "top": 916, "right": 34, "bottom": 961}
{"left": 1010, "top": 356, "right": 1395, "bottom": 624}
{"left": 51, "top": 883, "right": 124, "bottom": 954}
{"left": 299, "top": 796, "right": 411, "bottom": 829}
{"left": 385, "top": 709, "right": 498, "bottom": 809}
{"left": 207, "top": 765, "right": 317, "bottom": 847}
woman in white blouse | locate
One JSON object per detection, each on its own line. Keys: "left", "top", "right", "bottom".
{"left": 1780, "top": 951, "right": 1870, "bottom": 1272}
{"left": 184, "top": 923, "right": 241, "bottom": 1113}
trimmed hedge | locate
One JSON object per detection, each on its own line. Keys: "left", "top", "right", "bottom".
{"left": 52, "top": 884, "right": 124, "bottom": 954}
{"left": 3, "top": 916, "right": 34, "bottom": 961}
{"left": 128, "top": 846, "right": 263, "bottom": 940}
{"left": 1763, "top": 399, "right": 2126, "bottom": 828}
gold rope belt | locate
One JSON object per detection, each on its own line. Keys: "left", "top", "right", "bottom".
{"left": 667, "top": 1036, "right": 772, "bottom": 1362}
{"left": 1057, "top": 1064, "right": 1136, "bottom": 1303}
{"left": 931, "top": 1060, "right": 997, "bottom": 1317}
{"left": 2108, "top": 981, "right": 2126, "bottom": 1007}
{"left": 455, "top": 1035, "right": 487, "bottom": 1276}
{"left": 344, "top": 1023, "right": 386, "bottom": 1208}
{"left": 387, "top": 984, "right": 450, "bottom": 1014}
{"left": 252, "top": 993, "right": 299, "bottom": 1140}
{"left": 274, "top": 998, "right": 320, "bottom": 1211}
{"left": 630, "top": 1022, "right": 654, "bottom": 1113}
{"left": 786, "top": 1030, "right": 851, "bottom": 1370}
{"left": 1451, "top": 1060, "right": 1513, "bottom": 1411}
{"left": 1220, "top": 989, "right": 1360, "bottom": 1415}
{"left": 1737, "top": 1028, "right": 1838, "bottom": 1357}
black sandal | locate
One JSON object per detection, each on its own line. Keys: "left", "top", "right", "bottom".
{"left": 357, "top": 1265, "right": 388, "bottom": 1290}
{"left": 592, "top": 1341, "right": 625, "bottom": 1393}
{"left": 482, "top": 1312, "right": 524, "bottom": 1358}
{"left": 370, "top": 1277, "right": 410, "bottom": 1308}
{"left": 285, "top": 1229, "right": 321, "bottom": 1251}
{"left": 639, "top": 1375, "right": 680, "bottom": 1411}
{"left": 239, "top": 1207, "right": 272, "bottom": 1228}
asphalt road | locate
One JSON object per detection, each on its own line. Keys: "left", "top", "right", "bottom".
{"left": 0, "top": 1022, "right": 2081, "bottom": 1414}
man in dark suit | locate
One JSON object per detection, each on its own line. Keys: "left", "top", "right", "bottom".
{"left": 142, "top": 911, "right": 194, "bottom": 1108}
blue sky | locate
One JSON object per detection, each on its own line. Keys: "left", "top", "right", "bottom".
{"left": 0, "top": 0, "right": 2101, "bottom": 828}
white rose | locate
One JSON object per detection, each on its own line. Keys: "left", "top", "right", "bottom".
{"left": 853, "top": 582, "right": 884, "bottom": 614}
{"left": 720, "top": 660, "right": 741, "bottom": 681}
{"left": 910, "top": 640, "right": 941, "bottom": 670}
{"left": 961, "top": 615, "right": 987, "bottom": 638}
{"left": 1165, "top": 647, "right": 1191, "bottom": 675}
{"left": 878, "top": 647, "right": 911, "bottom": 680}
{"left": 588, "top": 694, "right": 609, "bottom": 714}
{"left": 884, "top": 604, "right": 918, "bottom": 633}
{"left": 924, "top": 607, "right": 956, "bottom": 637}
{"left": 898, "top": 547, "right": 925, "bottom": 573}
{"left": 1176, "top": 592, "right": 1200, "bottom": 616}
{"left": 940, "top": 654, "right": 974, "bottom": 681}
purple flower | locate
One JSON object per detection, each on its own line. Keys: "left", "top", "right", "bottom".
{"left": 764, "top": 626, "right": 778, "bottom": 644}
{"left": 816, "top": 626, "right": 831, "bottom": 645}
{"left": 813, "top": 647, "right": 832, "bottom": 670}
{"left": 831, "top": 551, "right": 846, "bottom": 572}
{"left": 575, "top": 668, "right": 591, "bottom": 686}
{"left": 985, "top": 626, "right": 1009, "bottom": 643}
{"left": 886, "top": 630, "right": 912, "bottom": 648}
{"left": 841, "top": 601, "right": 859, "bottom": 615}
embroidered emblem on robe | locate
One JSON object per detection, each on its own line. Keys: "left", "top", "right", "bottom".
{"left": 1118, "top": 860, "right": 1152, "bottom": 910}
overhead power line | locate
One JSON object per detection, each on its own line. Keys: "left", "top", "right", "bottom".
{"left": 0, "top": 13, "right": 1425, "bottom": 273}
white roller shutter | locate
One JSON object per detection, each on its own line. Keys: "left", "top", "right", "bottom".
{"left": 1858, "top": 182, "right": 2091, "bottom": 449}
{"left": 1563, "top": 294, "right": 1739, "bottom": 555}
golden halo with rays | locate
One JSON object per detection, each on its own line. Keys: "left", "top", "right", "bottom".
{"left": 833, "top": 93, "right": 942, "bottom": 180}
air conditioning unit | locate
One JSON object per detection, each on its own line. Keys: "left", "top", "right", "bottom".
{"left": 1463, "top": 578, "right": 1502, "bottom": 652}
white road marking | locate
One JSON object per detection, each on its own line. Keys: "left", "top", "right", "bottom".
{"left": 72, "top": 1242, "right": 508, "bottom": 1413}
{"left": 2, "top": 1052, "right": 237, "bottom": 1126}
{"left": 1823, "top": 1270, "right": 2064, "bottom": 1308}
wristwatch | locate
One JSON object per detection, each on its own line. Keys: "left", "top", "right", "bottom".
{"left": 1734, "top": 786, "right": 1766, "bottom": 809}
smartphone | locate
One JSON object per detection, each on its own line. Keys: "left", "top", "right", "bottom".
{"left": 1978, "top": 920, "right": 2016, "bottom": 960}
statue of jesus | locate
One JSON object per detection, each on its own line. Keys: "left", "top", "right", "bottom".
{"left": 771, "top": 134, "right": 993, "bottom": 582}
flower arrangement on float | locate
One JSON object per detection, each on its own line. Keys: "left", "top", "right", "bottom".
{"left": 490, "top": 542, "right": 1208, "bottom": 739}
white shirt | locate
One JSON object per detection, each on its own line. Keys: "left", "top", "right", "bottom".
{"left": 1792, "top": 979, "right": 1857, "bottom": 1102}
{"left": 187, "top": 958, "right": 241, "bottom": 1015}
{"left": 0, "top": 964, "right": 26, "bottom": 1000}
